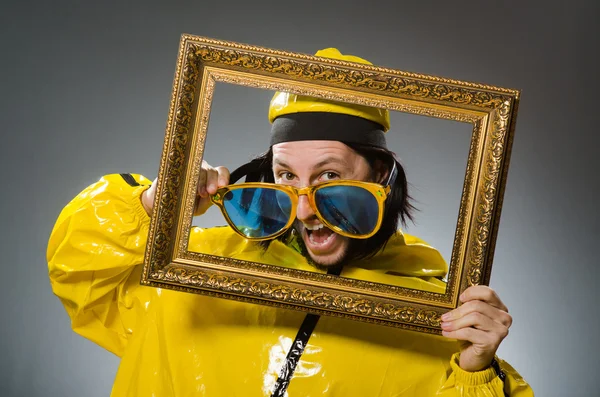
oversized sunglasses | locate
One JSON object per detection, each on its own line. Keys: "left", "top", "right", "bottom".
{"left": 210, "top": 162, "right": 398, "bottom": 241}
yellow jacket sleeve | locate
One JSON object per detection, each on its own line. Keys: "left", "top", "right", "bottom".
{"left": 47, "top": 173, "right": 152, "bottom": 357}
{"left": 438, "top": 353, "right": 534, "bottom": 396}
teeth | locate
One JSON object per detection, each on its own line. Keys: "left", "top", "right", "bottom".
{"left": 304, "top": 223, "right": 324, "bottom": 231}
{"left": 309, "top": 231, "right": 334, "bottom": 246}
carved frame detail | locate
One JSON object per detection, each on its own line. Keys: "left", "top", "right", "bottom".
{"left": 141, "top": 35, "right": 520, "bottom": 334}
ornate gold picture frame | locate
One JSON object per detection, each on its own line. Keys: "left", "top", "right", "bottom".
{"left": 141, "top": 34, "right": 520, "bottom": 334}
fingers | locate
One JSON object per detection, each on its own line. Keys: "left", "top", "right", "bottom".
{"left": 442, "top": 309, "right": 509, "bottom": 334}
{"left": 441, "top": 307, "right": 510, "bottom": 358}
{"left": 197, "top": 161, "right": 230, "bottom": 198}
{"left": 443, "top": 299, "right": 512, "bottom": 328}
{"left": 441, "top": 286, "right": 512, "bottom": 372}
{"left": 194, "top": 161, "right": 230, "bottom": 217}
{"left": 142, "top": 161, "right": 230, "bottom": 218}
{"left": 145, "top": 161, "right": 229, "bottom": 218}
{"left": 197, "top": 162, "right": 208, "bottom": 197}
{"left": 141, "top": 178, "right": 158, "bottom": 216}
{"left": 204, "top": 167, "right": 219, "bottom": 195}
{"left": 215, "top": 166, "right": 230, "bottom": 188}
{"left": 441, "top": 317, "right": 509, "bottom": 346}
{"left": 441, "top": 327, "right": 488, "bottom": 345}
{"left": 441, "top": 286, "right": 511, "bottom": 354}
{"left": 460, "top": 285, "right": 508, "bottom": 312}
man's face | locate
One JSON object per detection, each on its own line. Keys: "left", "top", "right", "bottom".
{"left": 272, "top": 140, "right": 372, "bottom": 267}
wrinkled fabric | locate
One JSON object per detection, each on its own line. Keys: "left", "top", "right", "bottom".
{"left": 47, "top": 174, "right": 534, "bottom": 397}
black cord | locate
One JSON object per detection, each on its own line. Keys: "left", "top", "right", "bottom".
{"left": 270, "top": 267, "right": 342, "bottom": 396}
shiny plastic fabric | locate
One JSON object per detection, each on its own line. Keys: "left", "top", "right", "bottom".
{"left": 268, "top": 48, "right": 391, "bottom": 131}
{"left": 47, "top": 174, "right": 533, "bottom": 397}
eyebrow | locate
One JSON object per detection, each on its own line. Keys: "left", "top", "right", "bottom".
{"left": 312, "top": 157, "right": 349, "bottom": 170}
{"left": 272, "top": 157, "right": 350, "bottom": 171}
{"left": 272, "top": 158, "right": 291, "bottom": 169}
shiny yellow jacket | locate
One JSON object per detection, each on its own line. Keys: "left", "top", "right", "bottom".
{"left": 47, "top": 174, "right": 533, "bottom": 397}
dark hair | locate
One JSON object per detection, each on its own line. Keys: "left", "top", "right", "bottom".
{"left": 241, "top": 143, "right": 415, "bottom": 261}
{"left": 343, "top": 142, "right": 415, "bottom": 260}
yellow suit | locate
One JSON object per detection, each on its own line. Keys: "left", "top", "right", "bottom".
{"left": 47, "top": 174, "right": 533, "bottom": 396}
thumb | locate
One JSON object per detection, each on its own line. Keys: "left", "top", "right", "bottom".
{"left": 141, "top": 178, "right": 158, "bottom": 216}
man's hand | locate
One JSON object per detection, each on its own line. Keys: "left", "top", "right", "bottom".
{"left": 441, "top": 285, "right": 512, "bottom": 372}
{"left": 141, "top": 160, "right": 230, "bottom": 217}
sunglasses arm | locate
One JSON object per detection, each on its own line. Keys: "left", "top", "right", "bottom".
{"left": 383, "top": 160, "right": 398, "bottom": 188}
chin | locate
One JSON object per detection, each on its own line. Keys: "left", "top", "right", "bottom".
{"left": 293, "top": 223, "right": 351, "bottom": 268}
{"left": 305, "top": 239, "right": 350, "bottom": 268}
{"left": 308, "top": 250, "right": 346, "bottom": 267}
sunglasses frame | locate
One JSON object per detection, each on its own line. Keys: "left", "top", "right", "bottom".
{"left": 211, "top": 178, "right": 392, "bottom": 241}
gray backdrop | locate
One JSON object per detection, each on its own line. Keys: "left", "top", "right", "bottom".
{"left": 1, "top": 1, "right": 597, "bottom": 396}
{"left": 196, "top": 82, "right": 472, "bottom": 269}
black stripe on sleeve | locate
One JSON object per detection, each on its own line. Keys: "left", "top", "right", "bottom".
{"left": 120, "top": 173, "right": 140, "bottom": 187}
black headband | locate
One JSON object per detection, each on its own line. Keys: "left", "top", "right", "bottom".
{"left": 270, "top": 112, "right": 388, "bottom": 149}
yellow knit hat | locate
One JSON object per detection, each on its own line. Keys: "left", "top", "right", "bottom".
{"left": 268, "top": 48, "right": 391, "bottom": 132}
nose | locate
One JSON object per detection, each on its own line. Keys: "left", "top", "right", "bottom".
{"left": 296, "top": 194, "right": 317, "bottom": 222}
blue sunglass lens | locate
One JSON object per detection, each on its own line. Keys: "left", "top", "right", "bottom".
{"left": 314, "top": 185, "right": 379, "bottom": 235}
{"left": 222, "top": 188, "right": 292, "bottom": 238}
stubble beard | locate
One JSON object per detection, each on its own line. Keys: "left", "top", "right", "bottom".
{"left": 292, "top": 224, "right": 350, "bottom": 272}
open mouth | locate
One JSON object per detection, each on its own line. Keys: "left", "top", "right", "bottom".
{"left": 304, "top": 223, "right": 336, "bottom": 247}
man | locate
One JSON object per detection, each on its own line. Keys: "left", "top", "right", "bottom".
{"left": 47, "top": 48, "right": 533, "bottom": 396}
